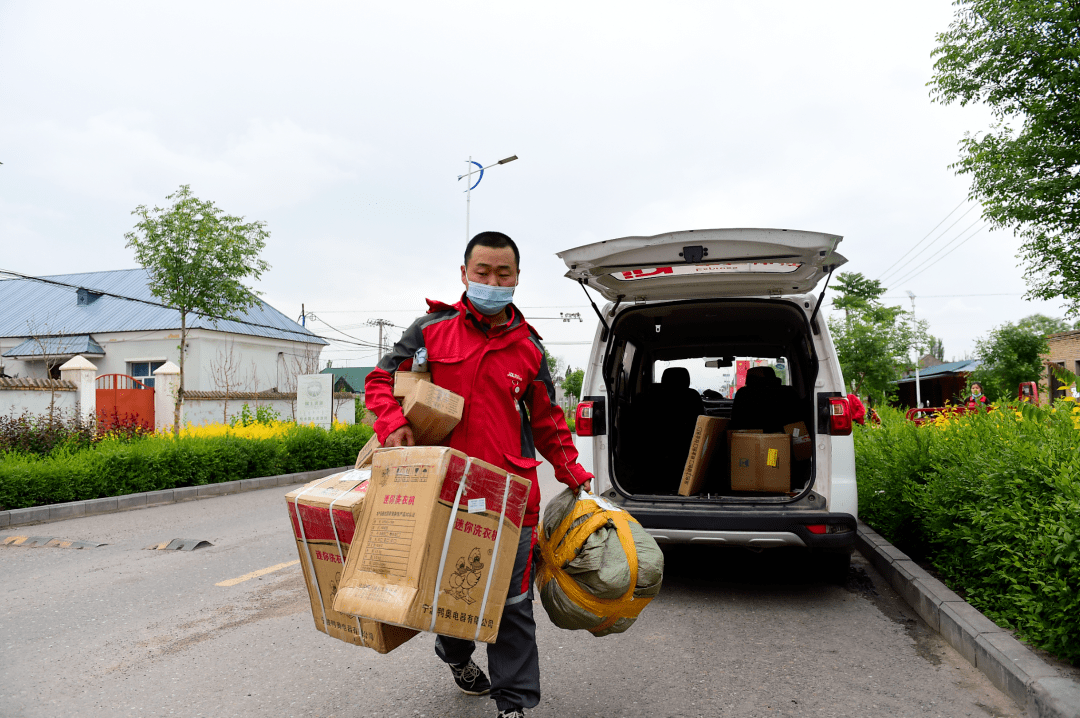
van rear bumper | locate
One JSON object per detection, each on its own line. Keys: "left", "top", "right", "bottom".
{"left": 631, "top": 508, "right": 857, "bottom": 549}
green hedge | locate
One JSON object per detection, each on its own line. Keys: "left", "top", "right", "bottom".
{"left": 0, "top": 423, "right": 373, "bottom": 512}
{"left": 855, "top": 403, "right": 1080, "bottom": 664}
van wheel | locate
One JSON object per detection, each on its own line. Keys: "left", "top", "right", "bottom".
{"left": 819, "top": 551, "right": 851, "bottom": 585}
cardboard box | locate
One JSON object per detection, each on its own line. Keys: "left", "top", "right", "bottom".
{"left": 333, "top": 446, "right": 531, "bottom": 644}
{"left": 783, "top": 421, "right": 812, "bottom": 462}
{"left": 727, "top": 428, "right": 762, "bottom": 449}
{"left": 394, "top": 371, "right": 432, "bottom": 400}
{"left": 730, "top": 433, "right": 791, "bottom": 493}
{"left": 354, "top": 433, "right": 380, "bottom": 469}
{"left": 678, "top": 416, "right": 729, "bottom": 496}
{"left": 285, "top": 470, "right": 419, "bottom": 653}
{"left": 402, "top": 380, "right": 463, "bottom": 445}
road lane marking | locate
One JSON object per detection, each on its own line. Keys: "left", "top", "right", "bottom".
{"left": 216, "top": 560, "right": 300, "bottom": 587}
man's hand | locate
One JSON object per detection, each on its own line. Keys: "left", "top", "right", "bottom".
{"left": 581, "top": 479, "right": 592, "bottom": 493}
{"left": 385, "top": 424, "right": 415, "bottom": 447}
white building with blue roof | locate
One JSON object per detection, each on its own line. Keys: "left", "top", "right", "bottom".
{"left": 0, "top": 269, "right": 327, "bottom": 394}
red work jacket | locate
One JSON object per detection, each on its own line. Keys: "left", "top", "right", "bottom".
{"left": 364, "top": 296, "right": 592, "bottom": 527}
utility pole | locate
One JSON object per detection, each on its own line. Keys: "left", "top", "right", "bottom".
{"left": 366, "top": 318, "right": 394, "bottom": 363}
{"left": 906, "top": 291, "right": 922, "bottom": 408}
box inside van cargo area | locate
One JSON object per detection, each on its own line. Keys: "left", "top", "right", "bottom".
{"left": 605, "top": 298, "right": 818, "bottom": 502}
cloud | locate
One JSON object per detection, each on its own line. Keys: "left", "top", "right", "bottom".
{"left": 10, "top": 112, "right": 366, "bottom": 211}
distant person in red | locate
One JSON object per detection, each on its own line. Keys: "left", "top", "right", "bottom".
{"left": 965, "top": 382, "right": 990, "bottom": 409}
{"left": 847, "top": 393, "right": 867, "bottom": 425}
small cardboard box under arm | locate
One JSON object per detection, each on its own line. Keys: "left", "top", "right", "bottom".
{"left": 332, "top": 446, "right": 531, "bottom": 644}
{"left": 285, "top": 470, "right": 419, "bottom": 653}
{"left": 403, "top": 380, "right": 463, "bottom": 445}
{"left": 352, "top": 379, "right": 463, "bottom": 469}
{"left": 730, "top": 433, "right": 791, "bottom": 493}
{"left": 678, "top": 416, "right": 729, "bottom": 496}
{"left": 394, "top": 371, "right": 432, "bottom": 400}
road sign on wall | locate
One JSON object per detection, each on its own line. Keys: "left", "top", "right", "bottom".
{"left": 296, "top": 374, "right": 333, "bottom": 429}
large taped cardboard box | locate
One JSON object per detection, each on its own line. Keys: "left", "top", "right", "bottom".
{"left": 783, "top": 421, "right": 812, "bottom": 462}
{"left": 285, "top": 470, "right": 419, "bottom": 653}
{"left": 730, "top": 433, "right": 791, "bottom": 493}
{"left": 354, "top": 433, "right": 380, "bottom": 469}
{"left": 727, "top": 428, "right": 762, "bottom": 449}
{"left": 394, "top": 371, "right": 432, "bottom": 400}
{"left": 678, "top": 416, "right": 729, "bottom": 496}
{"left": 333, "top": 446, "right": 531, "bottom": 644}
{"left": 403, "top": 381, "right": 463, "bottom": 445}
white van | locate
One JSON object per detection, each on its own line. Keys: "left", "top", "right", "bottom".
{"left": 559, "top": 228, "right": 858, "bottom": 580}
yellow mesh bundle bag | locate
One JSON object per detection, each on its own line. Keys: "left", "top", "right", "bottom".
{"left": 535, "top": 489, "right": 663, "bottom": 636}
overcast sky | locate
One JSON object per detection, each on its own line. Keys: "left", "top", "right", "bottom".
{"left": 1, "top": 1, "right": 1069, "bottom": 371}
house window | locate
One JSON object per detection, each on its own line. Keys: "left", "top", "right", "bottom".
{"left": 130, "top": 361, "right": 165, "bottom": 389}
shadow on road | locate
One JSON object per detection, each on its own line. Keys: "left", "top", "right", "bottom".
{"left": 659, "top": 544, "right": 861, "bottom": 590}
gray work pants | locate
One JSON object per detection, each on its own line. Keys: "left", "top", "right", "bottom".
{"left": 436, "top": 525, "right": 540, "bottom": 712}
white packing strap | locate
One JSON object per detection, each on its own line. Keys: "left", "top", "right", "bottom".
{"left": 429, "top": 457, "right": 473, "bottom": 633}
{"left": 329, "top": 469, "right": 370, "bottom": 647}
{"left": 292, "top": 475, "right": 345, "bottom": 638}
{"left": 473, "top": 469, "right": 513, "bottom": 641}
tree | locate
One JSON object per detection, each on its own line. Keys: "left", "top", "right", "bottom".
{"left": 929, "top": 1, "right": 1080, "bottom": 314}
{"left": 544, "top": 350, "right": 566, "bottom": 385}
{"left": 927, "top": 335, "right": 945, "bottom": 362}
{"left": 972, "top": 321, "right": 1049, "bottom": 400}
{"left": 1016, "top": 313, "right": 1073, "bottom": 337}
{"left": 827, "top": 272, "right": 923, "bottom": 404}
{"left": 563, "top": 368, "right": 584, "bottom": 402}
{"left": 125, "top": 185, "right": 270, "bottom": 435}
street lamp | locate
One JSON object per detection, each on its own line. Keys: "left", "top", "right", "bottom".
{"left": 906, "top": 291, "right": 922, "bottom": 408}
{"left": 457, "top": 155, "right": 518, "bottom": 242}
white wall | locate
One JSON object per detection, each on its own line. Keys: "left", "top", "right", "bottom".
{"left": 0, "top": 388, "right": 77, "bottom": 417}
{"left": 1, "top": 330, "right": 323, "bottom": 393}
{"left": 182, "top": 395, "right": 356, "bottom": 426}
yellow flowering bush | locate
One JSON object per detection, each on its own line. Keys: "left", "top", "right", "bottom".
{"left": 855, "top": 400, "right": 1080, "bottom": 663}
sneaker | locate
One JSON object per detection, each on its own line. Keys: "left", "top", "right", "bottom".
{"left": 449, "top": 659, "right": 491, "bottom": 695}
{"left": 497, "top": 710, "right": 525, "bottom": 718}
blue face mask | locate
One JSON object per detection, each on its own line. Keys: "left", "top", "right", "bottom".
{"left": 466, "top": 280, "right": 516, "bottom": 316}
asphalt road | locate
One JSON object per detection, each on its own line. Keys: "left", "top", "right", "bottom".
{"left": 1, "top": 463, "right": 1022, "bottom": 718}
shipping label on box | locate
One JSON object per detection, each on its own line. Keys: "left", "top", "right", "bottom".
{"left": 402, "top": 381, "right": 464, "bottom": 445}
{"left": 783, "top": 421, "right": 812, "bottom": 462}
{"left": 285, "top": 470, "right": 418, "bottom": 653}
{"left": 678, "top": 416, "right": 729, "bottom": 496}
{"left": 394, "top": 371, "right": 432, "bottom": 400}
{"left": 730, "top": 433, "right": 791, "bottom": 493}
{"left": 332, "top": 446, "right": 531, "bottom": 644}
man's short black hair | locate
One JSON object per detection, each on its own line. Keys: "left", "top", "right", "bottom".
{"left": 465, "top": 231, "right": 520, "bottom": 268}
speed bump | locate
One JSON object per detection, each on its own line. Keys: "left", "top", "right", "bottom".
{"left": 144, "top": 538, "right": 213, "bottom": 551}
{"left": 2, "top": 535, "right": 107, "bottom": 549}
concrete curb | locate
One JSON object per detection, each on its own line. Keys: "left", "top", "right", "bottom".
{"left": 0, "top": 466, "right": 353, "bottom": 529}
{"left": 856, "top": 521, "right": 1080, "bottom": 718}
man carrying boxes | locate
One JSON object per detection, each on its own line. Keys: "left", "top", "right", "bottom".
{"left": 361, "top": 231, "right": 593, "bottom": 718}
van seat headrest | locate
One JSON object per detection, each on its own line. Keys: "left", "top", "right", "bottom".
{"left": 661, "top": 367, "right": 691, "bottom": 390}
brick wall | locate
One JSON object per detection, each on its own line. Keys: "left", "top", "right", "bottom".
{"left": 1041, "top": 330, "right": 1080, "bottom": 402}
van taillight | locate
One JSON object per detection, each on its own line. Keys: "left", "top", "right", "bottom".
{"left": 806, "top": 524, "right": 827, "bottom": 535}
{"left": 575, "top": 402, "right": 595, "bottom": 436}
{"left": 829, "top": 397, "right": 852, "bottom": 436}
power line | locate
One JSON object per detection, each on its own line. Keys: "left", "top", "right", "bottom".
{"left": 0, "top": 267, "right": 328, "bottom": 344}
{"left": 881, "top": 216, "right": 983, "bottom": 288}
{"left": 875, "top": 198, "right": 967, "bottom": 279}
{"left": 889, "top": 223, "right": 989, "bottom": 286}
{"left": 879, "top": 203, "right": 979, "bottom": 283}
